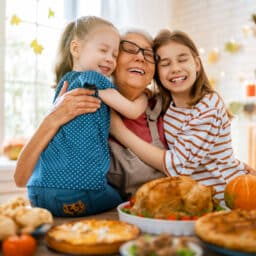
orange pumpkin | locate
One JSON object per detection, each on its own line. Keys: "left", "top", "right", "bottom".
{"left": 224, "top": 174, "right": 256, "bottom": 210}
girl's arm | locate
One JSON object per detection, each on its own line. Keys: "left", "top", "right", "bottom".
{"left": 99, "top": 88, "right": 148, "bottom": 119}
{"left": 14, "top": 82, "right": 101, "bottom": 187}
{"left": 110, "top": 110, "right": 167, "bottom": 174}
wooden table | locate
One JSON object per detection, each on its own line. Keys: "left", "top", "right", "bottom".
{"left": 35, "top": 208, "right": 222, "bottom": 256}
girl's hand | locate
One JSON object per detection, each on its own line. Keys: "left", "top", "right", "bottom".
{"left": 49, "top": 81, "right": 101, "bottom": 127}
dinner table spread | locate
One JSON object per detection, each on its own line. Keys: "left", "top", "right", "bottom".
{"left": 34, "top": 208, "right": 222, "bottom": 256}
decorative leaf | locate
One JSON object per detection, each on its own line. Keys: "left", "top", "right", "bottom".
{"left": 48, "top": 8, "right": 55, "bottom": 18}
{"left": 30, "top": 39, "right": 44, "bottom": 55}
{"left": 207, "top": 48, "right": 220, "bottom": 64}
{"left": 228, "top": 101, "right": 243, "bottom": 115}
{"left": 224, "top": 40, "right": 242, "bottom": 53}
{"left": 10, "top": 14, "right": 21, "bottom": 25}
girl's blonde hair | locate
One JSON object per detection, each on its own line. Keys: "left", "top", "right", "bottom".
{"left": 153, "top": 29, "right": 214, "bottom": 111}
{"left": 54, "top": 16, "right": 116, "bottom": 85}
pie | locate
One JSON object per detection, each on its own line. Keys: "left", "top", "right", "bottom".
{"left": 46, "top": 219, "right": 140, "bottom": 255}
{"left": 130, "top": 176, "right": 217, "bottom": 219}
{"left": 195, "top": 209, "right": 256, "bottom": 253}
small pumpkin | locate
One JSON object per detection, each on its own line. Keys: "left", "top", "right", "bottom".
{"left": 224, "top": 174, "right": 256, "bottom": 210}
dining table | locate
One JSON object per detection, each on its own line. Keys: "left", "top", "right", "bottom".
{"left": 34, "top": 208, "right": 223, "bottom": 256}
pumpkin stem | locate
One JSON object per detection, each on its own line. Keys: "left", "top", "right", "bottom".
{"left": 224, "top": 192, "right": 235, "bottom": 209}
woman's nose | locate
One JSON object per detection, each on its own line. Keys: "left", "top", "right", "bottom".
{"left": 134, "top": 50, "right": 145, "bottom": 62}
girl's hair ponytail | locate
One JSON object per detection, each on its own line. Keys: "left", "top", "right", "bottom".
{"left": 54, "top": 22, "right": 76, "bottom": 85}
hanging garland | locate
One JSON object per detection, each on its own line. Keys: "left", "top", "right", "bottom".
{"left": 205, "top": 12, "right": 256, "bottom": 92}
{"left": 10, "top": 7, "right": 55, "bottom": 55}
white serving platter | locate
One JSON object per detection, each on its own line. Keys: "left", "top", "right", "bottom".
{"left": 117, "top": 202, "right": 196, "bottom": 236}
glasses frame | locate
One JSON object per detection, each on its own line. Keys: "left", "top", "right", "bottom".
{"left": 120, "top": 40, "right": 156, "bottom": 64}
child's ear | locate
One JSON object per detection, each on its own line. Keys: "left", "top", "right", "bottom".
{"left": 70, "top": 39, "right": 80, "bottom": 58}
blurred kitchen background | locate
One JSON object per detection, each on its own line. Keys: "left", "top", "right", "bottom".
{"left": 0, "top": 0, "right": 255, "bottom": 175}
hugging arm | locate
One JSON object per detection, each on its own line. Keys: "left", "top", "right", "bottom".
{"left": 99, "top": 88, "right": 148, "bottom": 119}
{"left": 14, "top": 82, "right": 101, "bottom": 187}
{"left": 110, "top": 110, "right": 167, "bottom": 174}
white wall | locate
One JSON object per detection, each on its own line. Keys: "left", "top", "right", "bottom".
{"left": 101, "top": 0, "right": 173, "bottom": 36}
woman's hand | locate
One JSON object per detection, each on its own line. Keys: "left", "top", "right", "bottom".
{"left": 49, "top": 81, "right": 101, "bottom": 127}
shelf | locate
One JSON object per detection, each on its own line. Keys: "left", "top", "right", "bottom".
{"left": 0, "top": 156, "right": 16, "bottom": 172}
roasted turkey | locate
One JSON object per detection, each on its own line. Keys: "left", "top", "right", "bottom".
{"left": 130, "top": 176, "right": 217, "bottom": 218}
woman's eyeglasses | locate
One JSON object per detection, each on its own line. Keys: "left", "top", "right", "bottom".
{"left": 120, "top": 40, "right": 156, "bottom": 64}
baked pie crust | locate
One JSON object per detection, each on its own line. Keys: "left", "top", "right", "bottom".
{"left": 46, "top": 219, "right": 140, "bottom": 255}
{"left": 195, "top": 209, "right": 256, "bottom": 253}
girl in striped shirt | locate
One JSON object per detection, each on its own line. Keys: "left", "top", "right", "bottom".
{"left": 110, "top": 29, "right": 255, "bottom": 204}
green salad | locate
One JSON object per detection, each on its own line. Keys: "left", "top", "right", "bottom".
{"left": 126, "top": 234, "right": 197, "bottom": 256}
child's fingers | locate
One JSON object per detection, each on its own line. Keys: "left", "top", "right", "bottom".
{"left": 59, "top": 81, "right": 69, "bottom": 96}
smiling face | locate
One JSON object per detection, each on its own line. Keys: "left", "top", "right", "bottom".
{"left": 113, "top": 32, "right": 155, "bottom": 100}
{"left": 157, "top": 41, "right": 200, "bottom": 107}
{"left": 71, "top": 25, "right": 120, "bottom": 77}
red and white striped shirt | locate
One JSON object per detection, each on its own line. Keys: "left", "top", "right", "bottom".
{"left": 163, "top": 92, "right": 247, "bottom": 203}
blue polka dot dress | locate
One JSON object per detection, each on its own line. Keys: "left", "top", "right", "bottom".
{"left": 28, "top": 71, "right": 115, "bottom": 190}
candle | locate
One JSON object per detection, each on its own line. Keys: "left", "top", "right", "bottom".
{"left": 246, "top": 84, "right": 256, "bottom": 97}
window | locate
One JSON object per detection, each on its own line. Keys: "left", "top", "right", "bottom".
{"left": 0, "top": 0, "right": 102, "bottom": 146}
{"left": 1, "top": 0, "right": 66, "bottom": 145}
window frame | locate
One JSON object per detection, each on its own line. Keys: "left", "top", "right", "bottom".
{"left": 0, "top": 1, "right": 6, "bottom": 145}
{"left": 0, "top": 0, "right": 76, "bottom": 147}
{"left": 0, "top": 0, "right": 102, "bottom": 147}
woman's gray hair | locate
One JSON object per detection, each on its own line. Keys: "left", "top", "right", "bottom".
{"left": 119, "top": 27, "right": 153, "bottom": 43}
